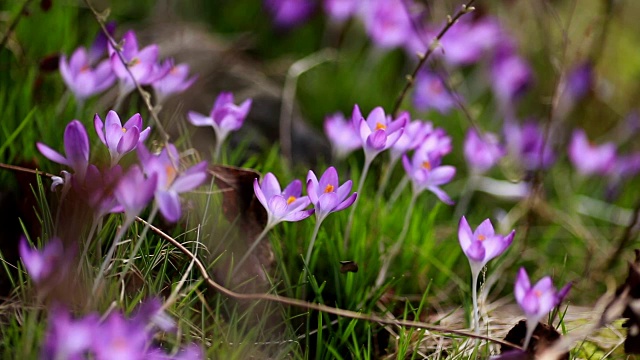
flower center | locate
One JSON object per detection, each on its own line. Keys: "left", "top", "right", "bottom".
{"left": 80, "top": 64, "right": 90, "bottom": 73}
{"left": 287, "top": 196, "right": 296, "bottom": 205}
{"left": 422, "top": 161, "right": 431, "bottom": 170}
{"left": 130, "top": 57, "right": 140, "bottom": 66}
{"left": 534, "top": 290, "right": 542, "bottom": 298}
{"left": 165, "top": 165, "right": 177, "bottom": 186}
{"left": 477, "top": 234, "right": 486, "bottom": 241}
{"left": 324, "top": 184, "right": 334, "bottom": 193}
{"left": 429, "top": 79, "right": 443, "bottom": 94}
{"left": 375, "top": 122, "right": 387, "bottom": 131}
{"left": 121, "top": 127, "right": 127, "bottom": 133}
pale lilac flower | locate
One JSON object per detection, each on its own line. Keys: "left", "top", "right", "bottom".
{"left": 18, "top": 236, "right": 64, "bottom": 283}
{"left": 138, "top": 144, "right": 208, "bottom": 222}
{"left": 361, "top": 0, "right": 413, "bottom": 49}
{"left": 389, "top": 118, "right": 433, "bottom": 163}
{"left": 93, "top": 312, "right": 150, "bottom": 360}
{"left": 564, "top": 62, "right": 593, "bottom": 102}
{"left": 254, "top": 173, "right": 314, "bottom": 229}
{"left": 151, "top": 59, "right": 197, "bottom": 104}
{"left": 306, "top": 167, "right": 357, "bottom": 222}
{"left": 264, "top": 0, "right": 317, "bottom": 28}
{"left": 109, "top": 30, "right": 160, "bottom": 96}
{"left": 323, "top": 0, "right": 358, "bottom": 21}
{"left": 492, "top": 47, "right": 533, "bottom": 105}
{"left": 515, "top": 268, "right": 570, "bottom": 348}
{"left": 37, "top": 120, "right": 90, "bottom": 182}
{"left": 464, "top": 129, "right": 506, "bottom": 173}
{"left": 132, "top": 298, "right": 175, "bottom": 332}
{"left": 413, "top": 71, "right": 457, "bottom": 114}
{"left": 114, "top": 165, "right": 158, "bottom": 221}
{"left": 568, "top": 129, "right": 616, "bottom": 176}
{"left": 324, "top": 112, "right": 362, "bottom": 160}
{"left": 402, "top": 142, "right": 456, "bottom": 204}
{"left": 59, "top": 47, "right": 115, "bottom": 101}
{"left": 353, "top": 105, "right": 407, "bottom": 162}
{"left": 42, "top": 306, "right": 98, "bottom": 360}
{"left": 94, "top": 111, "right": 150, "bottom": 166}
{"left": 458, "top": 217, "right": 515, "bottom": 275}
{"left": 504, "top": 120, "right": 555, "bottom": 171}
{"left": 188, "top": 92, "right": 252, "bottom": 146}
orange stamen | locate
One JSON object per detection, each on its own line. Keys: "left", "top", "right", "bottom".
{"left": 324, "top": 184, "right": 334, "bottom": 193}
{"left": 477, "top": 234, "right": 486, "bottom": 241}
{"left": 287, "top": 196, "right": 296, "bottom": 204}
{"left": 165, "top": 165, "right": 177, "bottom": 185}
{"left": 422, "top": 161, "right": 431, "bottom": 170}
{"left": 121, "top": 127, "right": 127, "bottom": 133}
{"left": 375, "top": 122, "right": 387, "bottom": 131}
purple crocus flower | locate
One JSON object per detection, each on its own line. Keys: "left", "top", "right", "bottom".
{"left": 306, "top": 167, "right": 357, "bottom": 222}
{"left": 59, "top": 47, "right": 115, "bottom": 101}
{"left": 413, "top": 71, "right": 457, "bottom": 115}
{"left": 568, "top": 129, "right": 616, "bottom": 176}
{"left": 402, "top": 141, "right": 456, "bottom": 204}
{"left": 491, "top": 46, "right": 533, "bottom": 106}
{"left": 138, "top": 144, "right": 208, "bottom": 222}
{"left": 353, "top": 105, "right": 407, "bottom": 162}
{"left": 254, "top": 173, "right": 314, "bottom": 229}
{"left": 114, "top": 165, "right": 158, "bottom": 221}
{"left": 108, "top": 30, "right": 160, "bottom": 96}
{"left": 458, "top": 217, "right": 515, "bottom": 275}
{"left": 92, "top": 312, "right": 150, "bottom": 360}
{"left": 504, "top": 120, "right": 555, "bottom": 171}
{"left": 264, "top": 0, "right": 317, "bottom": 28}
{"left": 323, "top": 0, "right": 359, "bottom": 21}
{"left": 37, "top": 120, "right": 90, "bottom": 182}
{"left": 42, "top": 306, "right": 98, "bottom": 360}
{"left": 464, "top": 129, "right": 506, "bottom": 174}
{"left": 361, "top": 0, "right": 413, "bottom": 49}
{"left": 94, "top": 111, "right": 151, "bottom": 167}
{"left": 18, "top": 236, "right": 64, "bottom": 283}
{"left": 324, "top": 112, "right": 362, "bottom": 160}
{"left": 151, "top": 59, "right": 197, "bottom": 104}
{"left": 515, "top": 267, "right": 570, "bottom": 349}
{"left": 187, "top": 92, "right": 252, "bottom": 147}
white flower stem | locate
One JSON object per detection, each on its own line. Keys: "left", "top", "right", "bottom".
{"left": 471, "top": 268, "right": 480, "bottom": 335}
{"left": 523, "top": 319, "right": 536, "bottom": 350}
{"left": 233, "top": 225, "right": 272, "bottom": 275}
{"left": 343, "top": 155, "right": 373, "bottom": 249}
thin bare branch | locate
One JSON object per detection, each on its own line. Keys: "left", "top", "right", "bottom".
{"left": 137, "top": 216, "right": 521, "bottom": 349}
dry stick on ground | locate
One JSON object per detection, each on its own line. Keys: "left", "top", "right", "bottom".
{"left": 0, "top": 0, "right": 34, "bottom": 51}
{"left": 83, "top": 0, "right": 170, "bottom": 144}
{"left": 136, "top": 216, "right": 521, "bottom": 350}
{"left": 0, "top": 163, "right": 55, "bottom": 178}
{"left": 391, "top": 0, "right": 477, "bottom": 118}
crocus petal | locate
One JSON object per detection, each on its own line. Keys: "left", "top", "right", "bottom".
{"left": 366, "top": 129, "right": 387, "bottom": 150}
{"left": 171, "top": 171, "right": 207, "bottom": 193}
{"left": 429, "top": 166, "right": 456, "bottom": 185}
{"left": 318, "top": 192, "right": 338, "bottom": 213}
{"left": 253, "top": 178, "right": 268, "bottom": 210}
{"left": 520, "top": 291, "right": 541, "bottom": 315}
{"left": 475, "top": 218, "right": 495, "bottom": 238}
{"left": 351, "top": 104, "right": 363, "bottom": 128}
{"left": 94, "top": 114, "right": 106, "bottom": 144}
{"left": 116, "top": 126, "right": 140, "bottom": 155}
{"left": 64, "top": 120, "right": 90, "bottom": 175}
{"left": 37, "top": 143, "right": 70, "bottom": 167}
{"left": 261, "top": 173, "right": 282, "bottom": 199}
{"left": 268, "top": 195, "right": 289, "bottom": 219}
{"left": 333, "top": 192, "right": 357, "bottom": 212}
{"left": 123, "top": 113, "right": 142, "bottom": 130}
{"left": 335, "top": 180, "right": 353, "bottom": 201}
{"left": 282, "top": 179, "right": 302, "bottom": 199}
{"left": 465, "top": 240, "right": 486, "bottom": 262}
{"left": 458, "top": 216, "right": 473, "bottom": 250}
{"left": 365, "top": 107, "right": 387, "bottom": 130}
{"left": 514, "top": 267, "right": 530, "bottom": 303}
{"left": 156, "top": 190, "right": 181, "bottom": 223}
{"left": 282, "top": 209, "right": 314, "bottom": 222}
{"left": 318, "top": 167, "right": 338, "bottom": 192}
{"left": 428, "top": 186, "right": 454, "bottom": 205}
{"left": 307, "top": 179, "right": 319, "bottom": 205}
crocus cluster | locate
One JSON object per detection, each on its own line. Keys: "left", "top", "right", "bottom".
{"left": 38, "top": 114, "right": 206, "bottom": 223}
{"left": 60, "top": 27, "right": 196, "bottom": 106}
{"left": 352, "top": 105, "right": 407, "bottom": 164}
{"left": 42, "top": 301, "right": 201, "bottom": 360}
